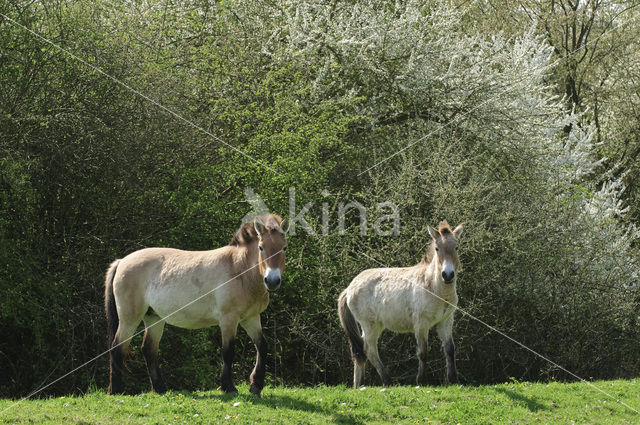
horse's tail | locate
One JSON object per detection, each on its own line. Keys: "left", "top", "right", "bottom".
{"left": 105, "top": 259, "right": 120, "bottom": 350}
{"left": 338, "top": 290, "right": 366, "bottom": 363}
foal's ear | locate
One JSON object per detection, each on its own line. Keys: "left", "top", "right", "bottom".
{"left": 254, "top": 218, "right": 266, "bottom": 236}
{"left": 453, "top": 224, "right": 464, "bottom": 239}
{"left": 427, "top": 225, "right": 440, "bottom": 240}
{"left": 279, "top": 218, "right": 289, "bottom": 234}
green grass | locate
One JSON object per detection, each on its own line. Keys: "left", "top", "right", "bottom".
{"left": 1, "top": 380, "right": 639, "bottom": 424}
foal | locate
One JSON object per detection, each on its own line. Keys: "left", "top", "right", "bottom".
{"left": 105, "top": 214, "right": 287, "bottom": 396}
{"left": 339, "top": 221, "right": 463, "bottom": 387}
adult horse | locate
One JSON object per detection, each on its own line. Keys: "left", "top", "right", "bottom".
{"left": 104, "top": 214, "right": 287, "bottom": 396}
{"left": 339, "top": 221, "right": 463, "bottom": 388}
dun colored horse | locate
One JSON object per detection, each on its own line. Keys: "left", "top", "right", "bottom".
{"left": 339, "top": 221, "right": 463, "bottom": 388}
{"left": 104, "top": 214, "right": 287, "bottom": 396}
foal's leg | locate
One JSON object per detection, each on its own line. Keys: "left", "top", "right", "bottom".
{"left": 415, "top": 327, "right": 430, "bottom": 386}
{"left": 240, "top": 315, "right": 267, "bottom": 397}
{"left": 219, "top": 317, "right": 239, "bottom": 394}
{"left": 142, "top": 314, "right": 167, "bottom": 393}
{"left": 353, "top": 342, "right": 366, "bottom": 389}
{"left": 436, "top": 315, "right": 458, "bottom": 384}
{"left": 361, "top": 323, "right": 392, "bottom": 387}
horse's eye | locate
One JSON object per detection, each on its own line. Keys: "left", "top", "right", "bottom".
{"left": 259, "top": 245, "right": 264, "bottom": 252}
{"left": 435, "top": 247, "right": 439, "bottom": 252}
{"left": 455, "top": 246, "right": 458, "bottom": 251}
{"left": 282, "top": 246, "right": 287, "bottom": 252}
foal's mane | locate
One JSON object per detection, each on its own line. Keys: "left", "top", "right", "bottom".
{"left": 420, "top": 221, "right": 453, "bottom": 264}
{"left": 229, "top": 214, "right": 282, "bottom": 247}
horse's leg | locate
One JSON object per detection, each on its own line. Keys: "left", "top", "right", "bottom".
{"left": 108, "top": 319, "right": 140, "bottom": 394}
{"left": 415, "top": 327, "right": 430, "bottom": 386}
{"left": 353, "top": 335, "right": 366, "bottom": 389}
{"left": 436, "top": 315, "right": 458, "bottom": 384}
{"left": 361, "top": 323, "right": 391, "bottom": 387}
{"left": 108, "top": 288, "right": 146, "bottom": 395}
{"left": 142, "top": 314, "right": 167, "bottom": 393}
{"left": 219, "top": 317, "right": 239, "bottom": 394}
{"left": 240, "top": 315, "right": 266, "bottom": 397}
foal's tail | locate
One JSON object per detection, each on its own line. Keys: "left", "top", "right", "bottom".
{"left": 105, "top": 259, "right": 121, "bottom": 349}
{"left": 338, "top": 290, "right": 366, "bottom": 363}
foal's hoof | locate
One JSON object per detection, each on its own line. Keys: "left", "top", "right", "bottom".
{"left": 249, "top": 384, "right": 262, "bottom": 397}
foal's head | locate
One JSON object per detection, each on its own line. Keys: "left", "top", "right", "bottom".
{"left": 254, "top": 214, "right": 288, "bottom": 291}
{"left": 426, "top": 221, "right": 463, "bottom": 284}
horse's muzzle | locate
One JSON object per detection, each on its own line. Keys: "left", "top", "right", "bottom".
{"left": 264, "top": 277, "right": 281, "bottom": 291}
{"left": 263, "top": 267, "right": 282, "bottom": 291}
{"left": 442, "top": 270, "right": 455, "bottom": 283}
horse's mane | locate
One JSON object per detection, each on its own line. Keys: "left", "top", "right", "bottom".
{"left": 229, "top": 222, "right": 259, "bottom": 246}
{"left": 229, "top": 214, "right": 282, "bottom": 246}
{"left": 420, "top": 220, "right": 452, "bottom": 264}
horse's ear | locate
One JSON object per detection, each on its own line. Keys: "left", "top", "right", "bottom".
{"left": 254, "top": 218, "right": 266, "bottom": 236}
{"left": 453, "top": 223, "right": 463, "bottom": 239}
{"left": 427, "top": 225, "right": 440, "bottom": 240}
{"left": 280, "top": 218, "right": 289, "bottom": 234}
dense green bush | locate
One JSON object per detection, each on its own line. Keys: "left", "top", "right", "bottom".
{"left": 0, "top": 0, "right": 638, "bottom": 397}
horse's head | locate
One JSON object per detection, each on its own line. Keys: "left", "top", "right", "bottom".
{"left": 254, "top": 214, "right": 288, "bottom": 291}
{"left": 427, "top": 221, "right": 463, "bottom": 284}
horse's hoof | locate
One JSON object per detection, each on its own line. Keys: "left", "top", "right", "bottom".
{"left": 223, "top": 387, "right": 238, "bottom": 395}
{"left": 249, "top": 384, "right": 262, "bottom": 397}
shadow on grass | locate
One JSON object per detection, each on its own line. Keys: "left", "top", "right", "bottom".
{"left": 185, "top": 391, "right": 364, "bottom": 425}
{"left": 494, "top": 387, "right": 548, "bottom": 412}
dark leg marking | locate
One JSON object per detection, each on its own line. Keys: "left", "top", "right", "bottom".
{"left": 142, "top": 335, "right": 166, "bottom": 394}
{"left": 444, "top": 339, "right": 458, "bottom": 384}
{"left": 249, "top": 335, "right": 267, "bottom": 396}
{"left": 108, "top": 341, "right": 125, "bottom": 395}
{"left": 416, "top": 338, "right": 429, "bottom": 386}
{"left": 381, "top": 369, "right": 393, "bottom": 387}
{"left": 220, "top": 339, "right": 237, "bottom": 394}
{"left": 416, "top": 353, "right": 429, "bottom": 386}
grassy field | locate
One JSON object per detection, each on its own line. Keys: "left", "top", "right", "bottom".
{"left": 1, "top": 380, "right": 638, "bottom": 424}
